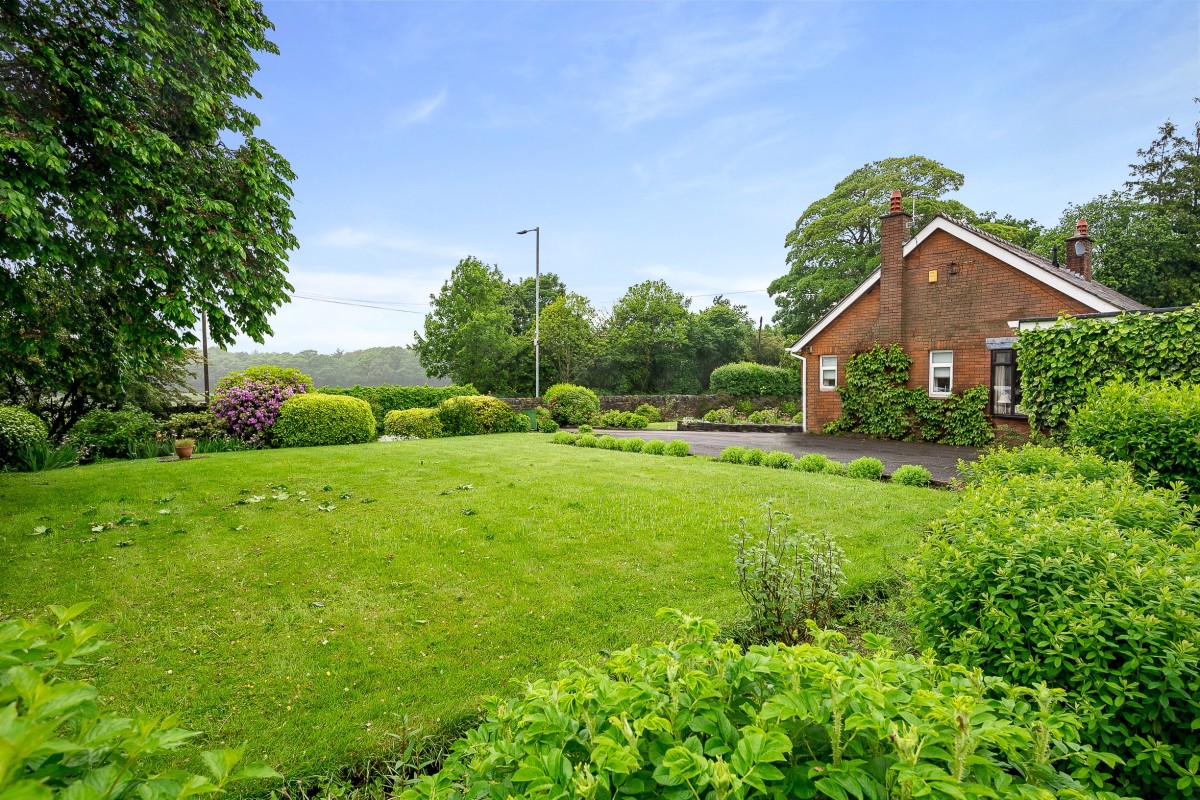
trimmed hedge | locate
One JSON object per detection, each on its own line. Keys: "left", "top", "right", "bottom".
{"left": 320, "top": 384, "right": 478, "bottom": 427}
{"left": 383, "top": 408, "right": 443, "bottom": 438}
{"left": 708, "top": 361, "right": 799, "bottom": 397}
{"left": 272, "top": 394, "right": 376, "bottom": 447}
{"left": 0, "top": 406, "right": 49, "bottom": 468}
{"left": 542, "top": 383, "right": 599, "bottom": 425}
{"left": 1015, "top": 304, "right": 1200, "bottom": 432}
{"left": 1068, "top": 380, "right": 1200, "bottom": 490}
{"left": 912, "top": 444, "right": 1200, "bottom": 799}
{"left": 436, "top": 396, "right": 526, "bottom": 437}
{"left": 847, "top": 456, "right": 884, "bottom": 480}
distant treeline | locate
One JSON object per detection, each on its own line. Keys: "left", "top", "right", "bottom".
{"left": 188, "top": 346, "right": 446, "bottom": 391}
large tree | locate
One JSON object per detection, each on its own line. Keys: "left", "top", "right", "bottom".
{"left": 688, "top": 297, "right": 753, "bottom": 389}
{"left": 597, "top": 280, "right": 694, "bottom": 393}
{"left": 538, "top": 292, "right": 596, "bottom": 386}
{"left": 1, "top": 0, "right": 297, "bottom": 431}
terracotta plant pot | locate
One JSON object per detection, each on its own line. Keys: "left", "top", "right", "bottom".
{"left": 174, "top": 444, "right": 195, "bottom": 460}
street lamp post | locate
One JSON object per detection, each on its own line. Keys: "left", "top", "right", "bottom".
{"left": 516, "top": 227, "right": 540, "bottom": 400}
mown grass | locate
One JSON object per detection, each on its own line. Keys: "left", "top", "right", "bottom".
{"left": 0, "top": 434, "right": 951, "bottom": 781}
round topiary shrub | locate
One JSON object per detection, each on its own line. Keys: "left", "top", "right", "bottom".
{"left": 641, "top": 439, "right": 666, "bottom": 455}
{"left": 65, "top": 408, "right": 158, "bottom": 460}
{"left": 596, "top": 435, "right": 619, "bottom": 450}
{"left": 633, "top": 403, "right": 661, "bottom": 422}
{"left": 543, "top": 383, "right": 599, "bottom": 426}
{"left": 402, "top": 613, "right": 1116, "bottom": 800}
{"left": 664, "top": 439, "right": 690, "bottom": 457}
{"left": 794, "top": 452, "right": 829, "bottom": 473}
{"left": 847, "top": 456, "right": 885, "bottom": 480}
{"left": 891, "top": 464, "right": 932, "bottom": 487}
{"left": 618, "top": 437, "right": 645, "bottom": 452}
{"left": 550, "top": 432, "right": 579, "bottom": 445}
{"left": 576, "top": 424, "right": 593, "bottom": 435}
{"left": 0, "top": 406, "right": 49, "bottom": 468}
{"left": 720, "top": 446, "right": 746, "bottom": 464}
{"left": 823, "top": 459, "right": 847, "bottom": 475}
{"left": 576, "top": 434, "right": 598, "bottom": 448}
{"left": 436, "top": 396, "right": 525, "bottom": 436}
{"left": 383, "top": 408, "right": 443, "bottom": 438}
{"left": 272, "top": 394, "right": 376, "bottom": 447}
{"left": 763, "top": 451, "right": 795, "bottom": 469}
{"left": 743, "top": 448, "right": 766, "bottom": 466}
{"left": 709, "top": 361, "right": 799, "bottom": 397}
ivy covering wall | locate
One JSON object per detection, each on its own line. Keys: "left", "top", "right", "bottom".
{"left": 1015, "top": 304, "right": 1200, "bottom": 433}
{"left": 824, "top": 345, "right": 994, "bottom": 446}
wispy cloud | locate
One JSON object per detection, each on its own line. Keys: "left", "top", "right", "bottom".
{"left": 313, "top": 226, "right": 480, "bottom": 261}
{"left": 390, "top": 89, "right": 447, "bottom": 128}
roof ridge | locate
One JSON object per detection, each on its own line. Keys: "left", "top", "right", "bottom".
{"left": 934, "top": 212, "right": 1055, "bottom": 267}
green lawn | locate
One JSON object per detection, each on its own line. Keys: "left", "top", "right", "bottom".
{"left": 0, "top": 435, "right": 951, "bottom": 780}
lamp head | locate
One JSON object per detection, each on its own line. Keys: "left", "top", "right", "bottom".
{"left": 516, "top": 227, "right": 538, "bottom": 235}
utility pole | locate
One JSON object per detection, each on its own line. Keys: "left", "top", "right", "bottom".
{"left": 516, "top": 227, "right": 540, "bottom": 399}
{"left": 201, "top": 308, "right": 210, "bottom": 405}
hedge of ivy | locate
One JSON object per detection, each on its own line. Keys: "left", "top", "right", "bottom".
{"left": 708, "top": 362, "right": 800, "bottom": 397}
{"left": 824, "top": 345, "right": 994, "bottom": 447}
{"left": 318, "top": 384, "right": 478, "bottom": 427}
{"left": 1015, "top": 304, "right": 1200, "bottom": 432}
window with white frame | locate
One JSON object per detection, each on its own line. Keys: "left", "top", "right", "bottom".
{"left": 819, "top": 355, "right": 837, "bottom": 390}
{"left": 929, "top": 351, "right": 953, "bottom": 397}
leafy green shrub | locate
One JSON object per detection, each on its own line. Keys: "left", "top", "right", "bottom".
{"left": 216, "top": 364, "right": 312, "bottom": 392}
{"left": 535, "top": 408, "right": 560, "bottom": 433}
{"left": 823, "top": 459, "right": 846, "bottom": 475}
{"left": 702, "top": 407, "right": 737, "bottom": 423}
{"left": 0, "top": 405, "right": 49, "bottom": 469}
{"left": 958, "top": 443, "right": 1132, "bottom": 485}
{"left": 596, "top": 410, "right": 649, "bottom": 429}
{"left": 576, "top": 434, "right": 598, "bottom": 448}
{"left": 1067, "top": 380, "right": 1200, "bottom": 490}
{"left": 720, "top": 446, "right": 747, "bottom": 464}
{"left": 65, "top": 408, "right": 157, "bottom": 460}
{"left": 321, "top": 384, "right": 479, "bottom": 427}
{"left": 709, "top": 361, "right": 800, "bottom": 396}
{"left": 641, "top": 439, "right": 666, "bottom": 455}
{"left": 618, "top": 437, "right": 645, "bottom": 452}
{"left": 743, "top": 448, "right": 766, "bottom": 466}
{"left": 542, "top": 383, "right": 599, "bottom": 425}
{"left": 664, "top": 439, "right": 690, "bottom": 457}
{"left": 1, "top": 605, "right": 280, "bottom": 800}
{"left": 912, "top": 461, "right": 1200, "bottom": 799}
{"left": 576, "top": 424, "right": 593, "bottom": 434}
{"left": 158, "top": 411, "right": 226, "bottom": 441}
{"left": 763, "top": 451, "right": 794, "bottom": 469}
{"left": 596, "top": 435, "right": 619, "bottom": 450}
{"left": 747, "top": 408, "right": 784, "bottom": 424}
{"left": 383, "top": 407, "right": 444, "bottom": 438}
{"left": 794, "top": 452, "right": 829, "bottom": 473}
{"left": 272, "top": 394, "right": 376, "bottom": 447}
{"left": 734, "top": 505, "right": 845, "bottom": 644}
{"left": 1015, "top": 304, "right": 1200, "bottom": 432}
{"left": 890, "top": 464, "right": 932, "bottom": 487}
{"left": 436, "top": 396, "right": 525, "bottom": 437}
{"left": 846, "top": 456, "right": 884, "bottom": 480}
{"left": 550, "top": 431, "right": 578, "bottom": 445}
{"left": 402, "top": 611, "right": 1113, "bottom": 800}
{"left": 634, "top": 403, "right": 662, "bottom": 422}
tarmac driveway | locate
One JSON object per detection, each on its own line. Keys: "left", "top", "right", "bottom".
{"left": 587, "top": 428, "right": 978, "bottom": 483}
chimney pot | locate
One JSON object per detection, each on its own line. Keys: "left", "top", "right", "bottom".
{"left": 1076, "top": 218, "right": 1088, "bottom": 237}
{"left": 889, "top": 189, "right": 903, "bottom": 215}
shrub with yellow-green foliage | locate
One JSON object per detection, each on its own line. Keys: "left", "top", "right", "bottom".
{"left": 383, "top": 408, "right": 444, "bottom": 438}
{"left": 435, "top": 395, "right": 527, "bottom": 437}
{"left": 272, "top": 394, "right": 376, "bottom": 447}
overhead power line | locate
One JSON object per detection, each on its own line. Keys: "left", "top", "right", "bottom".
{"left": 292, "top": 293, "right": 424, "bottom": 313}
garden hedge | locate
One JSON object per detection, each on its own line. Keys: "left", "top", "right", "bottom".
{"left": 1015, "top": 304, "right": 1200, "bottom": 432}
{"left": 320, "top": 384, "right": 478, "bottom": 427}
{"left": 435, "top": 396, "right": 526, "bottom": 436}
{"left": 0, "top": 405, "right": 49, "bottom": 468}
{"left": 383, "top": 407, "right": 443, "bottom": 438}
{"left": 272, "top": 394, "right": 376, "bottom": 447}
{"left": 708, "top": 361, "right": 799, "bottom": 397}
{"left": 912, "top": 444, "right": 1200, "bottom": 799}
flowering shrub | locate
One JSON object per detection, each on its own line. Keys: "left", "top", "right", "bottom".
{"left": 211, "top": 380, "right": 304, "bottom": 446}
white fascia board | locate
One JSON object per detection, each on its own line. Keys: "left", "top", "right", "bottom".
{"left": 903, "top": 217, "right": 1119, "bottom": 313}
{"left": 787, "top": 269, "right": 881, "bottom": 353}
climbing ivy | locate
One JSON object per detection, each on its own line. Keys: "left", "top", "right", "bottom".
{"left": 825, "top": 345, "right": 994, "bottom": 446}
{"left": 1015, "top": 304, "right": 1200, "bottom": 433}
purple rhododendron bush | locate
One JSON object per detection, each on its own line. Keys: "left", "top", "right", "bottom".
{"left": 211, "top": 380, "right": 305, "bottom": 446}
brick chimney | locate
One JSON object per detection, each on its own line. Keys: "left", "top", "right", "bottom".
{"left": 1063, "top": 218, "right": 1093, "bottom": 280}
{"left": 878, "top": 189, "right": 911, "bottom": 343}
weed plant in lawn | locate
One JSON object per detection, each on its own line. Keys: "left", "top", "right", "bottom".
{"left": 0, "top": 436, "right": 950, "bottom": 783}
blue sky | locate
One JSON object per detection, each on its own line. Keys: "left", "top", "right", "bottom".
{"left": 232, "top": 0, "right": 1199, "bottom": 352}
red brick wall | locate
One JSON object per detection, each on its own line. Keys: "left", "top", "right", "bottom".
{"left": 800, "top": 228, "right": 1095, "bottom": 431}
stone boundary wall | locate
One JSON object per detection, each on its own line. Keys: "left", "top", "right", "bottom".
{"left": 678, "top": 420, "right": 803, "bottom": 434}
{"left": 496, "top": 394, "right": 799, "bottom": 418}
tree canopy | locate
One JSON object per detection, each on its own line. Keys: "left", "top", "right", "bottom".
{"left": 0, "top": 0, "right": 296, "bottom": 430}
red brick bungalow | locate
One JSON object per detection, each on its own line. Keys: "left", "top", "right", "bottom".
{"left": 787, "top": 190, "right": 1146, "bottom": 433}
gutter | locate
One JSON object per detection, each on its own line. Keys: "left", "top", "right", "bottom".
{"left": 791, "top": 351, "right": 807, "bottom": 433}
